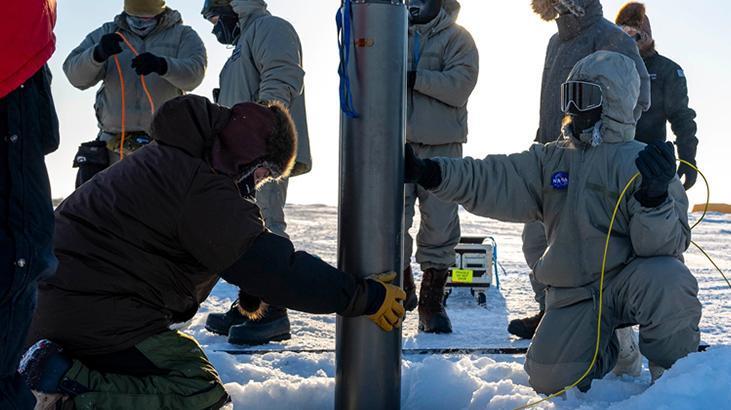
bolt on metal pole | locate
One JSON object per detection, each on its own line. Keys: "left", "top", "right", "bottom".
{"left": 335, "top": 0, "right": 407, "bottom": 409}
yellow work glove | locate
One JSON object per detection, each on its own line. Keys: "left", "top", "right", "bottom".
{"left": 368, "top": 272, "right": 407, "bottom": 332}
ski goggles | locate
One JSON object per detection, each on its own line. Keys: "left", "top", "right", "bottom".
{"left": 560, "top": 81, "right": 603, "bottom": 113}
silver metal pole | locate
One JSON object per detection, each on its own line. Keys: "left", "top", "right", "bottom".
{"left": 335, "top": 0, "right": 407, "bottom": 409}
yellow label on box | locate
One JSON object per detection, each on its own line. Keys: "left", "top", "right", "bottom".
{"left": 452, "top": 269, "right": 474, "bottom": 284}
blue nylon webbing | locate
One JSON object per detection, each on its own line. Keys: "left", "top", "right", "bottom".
{"left": 337, "top": 1, "right": 359, "bottom": 118}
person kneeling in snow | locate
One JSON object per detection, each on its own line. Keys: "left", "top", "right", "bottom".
{"left": 405, "top": 50, "right": 702, "bottom": 394}
{"left": 21, "top": 95, "right": 405, "bottom": 409}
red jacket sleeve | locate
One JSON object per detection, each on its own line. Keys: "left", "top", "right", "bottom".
{"left": 0, "top": 0, "right": 57, "bottom": 98}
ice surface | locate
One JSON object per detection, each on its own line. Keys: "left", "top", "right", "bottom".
{"left": 187, "top": 206, "right": 731, "bottom": 409}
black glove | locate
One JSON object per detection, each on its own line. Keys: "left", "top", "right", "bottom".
{"left": 93, "top": 33, "right": 123, "bottom": 62}
{"left": 634, "top": 141, "right": 677, "bottom": 207}
{"left": 677, "top": 160, "right": 698, "bottom": 191}
{"left": 131, "top": 52, "right": 168, "bottom": 76}
{"left": 405, "top": 144, "right": 442, "bottom": 190}
{"left": 407, "top": 71, "right": 417, "bottom": 90}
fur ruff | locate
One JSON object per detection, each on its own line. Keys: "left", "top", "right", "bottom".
{"left": 237, "top": 290, "right": 266, "bottom": 320}
{"left": 615, "top": 2, "right": 646, "bottom": 29}
{"left": 532, "top": 0, "right": 586, "bottom": 21}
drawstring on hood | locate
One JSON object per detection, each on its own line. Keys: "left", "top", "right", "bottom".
{"left": 562, "top": 51, "right": 641, "bottom": 146}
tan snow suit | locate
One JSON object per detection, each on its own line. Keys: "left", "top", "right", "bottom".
{"left": 429, "top": 51, "right": 701, "bottom": 393}
{"left": 217, "top": 0, "right": 311, "bottom": 238}
{"left": 64, "top": 8, "right": 207, "bottom": 135}
{"left": 405, "top": 1, "right": 479, "bottom": 270}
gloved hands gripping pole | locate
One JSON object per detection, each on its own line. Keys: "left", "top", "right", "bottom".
{"left": 405, "top": 143, "right": 442, "bottom": 189}
{"left": 368, "top": 272, "right": 407, "bottom": 332}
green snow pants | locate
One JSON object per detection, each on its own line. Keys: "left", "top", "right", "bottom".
{"left": 524, "top": 257, "right": 702, "bottom": 394}
{"left": 63, "top": 331, "right": 230, "bottom": 410}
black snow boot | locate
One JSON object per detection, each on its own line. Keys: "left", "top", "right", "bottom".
{"left": 19, "top": 339, "right": 87, "bottom": 409}
{"left": 418, "top": 268, "right": 452, "bottom": 334}
{"left": 507, "top": 311, "right": 544, "bottom": 339}
{"left": 228, "top": 306, "right": 292, "bottom": 345}
{"left": 403, "top": 266, "right": 418, "bottom": 312}
{"left": 205, "top": 300, "right": 250, "bottom": 336}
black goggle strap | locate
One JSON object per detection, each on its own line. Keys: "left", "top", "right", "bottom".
{"left": 561, "top": 81, "right": 603, "bottom": 113}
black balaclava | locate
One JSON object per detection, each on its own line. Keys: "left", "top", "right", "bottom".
{"left": 564, "top": 106, "right": 602, "bottom": 140}
{"left": 408, "top": 0, "right": 443, "bottom": 25}
{"left": 212, "top": 15, "right": 240, "bottom": 45}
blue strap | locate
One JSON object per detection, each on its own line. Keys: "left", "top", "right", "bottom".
{"left": 488, "top": 237, "right": 500, "bottom": 289}
{"left": 412, "top": 31, "right": 422, "bottom": 70}
{"left": 336, "top": 1, "right": 359, "bottom": 118}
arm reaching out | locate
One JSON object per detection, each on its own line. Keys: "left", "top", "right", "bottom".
{"left": 221, "top": 232, "right": 405, "bottom": 331}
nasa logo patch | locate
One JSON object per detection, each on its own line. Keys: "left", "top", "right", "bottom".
{"left": 551, "top": 172, "right": 569, "bottom": 190}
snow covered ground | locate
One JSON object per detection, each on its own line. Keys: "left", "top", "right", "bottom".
{"left": 185, "top": 205, "right": 731, "bottom": 409}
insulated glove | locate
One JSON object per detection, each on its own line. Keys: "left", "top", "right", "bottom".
{"left": 368, "top": 272, "right": 406, "bottom": 332}
{"left": 677, "top": 160, "right": 698, "bottom": 190}
{"left": 404, "top": 144, "right": 442, "bottom": 190}
{"left": 635, "top": 141, "right": 677, "bottom": 207}
{"left": 131, "top": 52, "right": 168, "bottom": 76}
{"left": 93, "top": 33, "right": 124, "bottom": 62}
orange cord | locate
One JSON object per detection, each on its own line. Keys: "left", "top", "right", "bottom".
{"left": 112, "top": 31, "right": 156, "bottom": 159}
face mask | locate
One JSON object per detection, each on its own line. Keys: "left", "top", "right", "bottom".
{"left": 565, "top": 106, "right": 603, "bottom": 139}
{"left": 126, "top": 15, "right": 158, "bottom": 37}
{"left": 408, "top": 0, "right": 442, "bottom": 25}
{"left": 212, "top": 15, "right": 240, "bottom": 45}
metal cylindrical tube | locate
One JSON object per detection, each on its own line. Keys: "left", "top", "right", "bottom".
{"left": 335, "top": 1, "right": 407, "bottom": 409}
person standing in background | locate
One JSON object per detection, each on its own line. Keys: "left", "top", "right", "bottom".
{"left": 201, "top": 0, "right": 313, "bottom": 346}
{"left": 510, "top": 0, "right": 651, "bottom": 341}
{"left": 616, "top": 2, "right": 699, "bottom": 190}
{"left": 64, "top": 0, "right": 206, "bottom": 186}
{"left": 404, "top": 0, "right": 479, "bottom": 334}
{"left": 0, "top": 0, "right": 60, "bottom": 408}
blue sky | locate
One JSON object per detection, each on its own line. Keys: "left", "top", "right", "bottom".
{"left": 46, "top": 0, "right": 731, "bottom": 206}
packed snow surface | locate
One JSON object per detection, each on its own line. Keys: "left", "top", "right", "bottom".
{"left": 185, "top": 205, "right": 731, "bottom": 409}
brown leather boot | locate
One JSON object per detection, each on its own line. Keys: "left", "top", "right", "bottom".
{"left": 507, "top": 310, "right": 544, "bottom": 339}
{"left": 403, "top": 266, "right": 418, "bottom": 312}
{"left": 418, "top": 268, "right": 452, "bottom": 334}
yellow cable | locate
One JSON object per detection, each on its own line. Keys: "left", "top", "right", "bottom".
{"left": 516, "top": 160, "right": 727, "bottom": 410}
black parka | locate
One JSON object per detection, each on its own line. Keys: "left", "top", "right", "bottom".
{"left": 635, "top": 51, "right": 698, "bottom": 163}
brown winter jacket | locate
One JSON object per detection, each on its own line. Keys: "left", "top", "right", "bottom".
{"left": 27, "top": 96, "right": 266, "bottom": 356}
{"left": 28, "top": 95, "right": 381, "bottom": 357}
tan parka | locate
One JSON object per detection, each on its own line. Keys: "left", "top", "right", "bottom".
{"left": 407, "top": 1, "right": 479, "bottom": 145}
{"left": 63, "top": 8, "right": 207, "bottom": 134}
{"left": 217, "top": 0, "right": 311, "bottom": 176}
{"left": 430, "top": 51, "right": 690, "bottom": 288}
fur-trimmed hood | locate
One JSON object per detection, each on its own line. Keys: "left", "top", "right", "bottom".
{"left": 150, "top": 95, "right": 296, "bottom": 180}
{"left": 532, "top": 0, "right": 601, "bottom": 22}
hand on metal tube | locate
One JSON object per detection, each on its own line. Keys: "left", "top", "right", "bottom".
{"left": 405, "top": 144, "right": 442, "bottom": 189}
{"left": 368, "top": 272, "right": 406, "bottom": 332}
